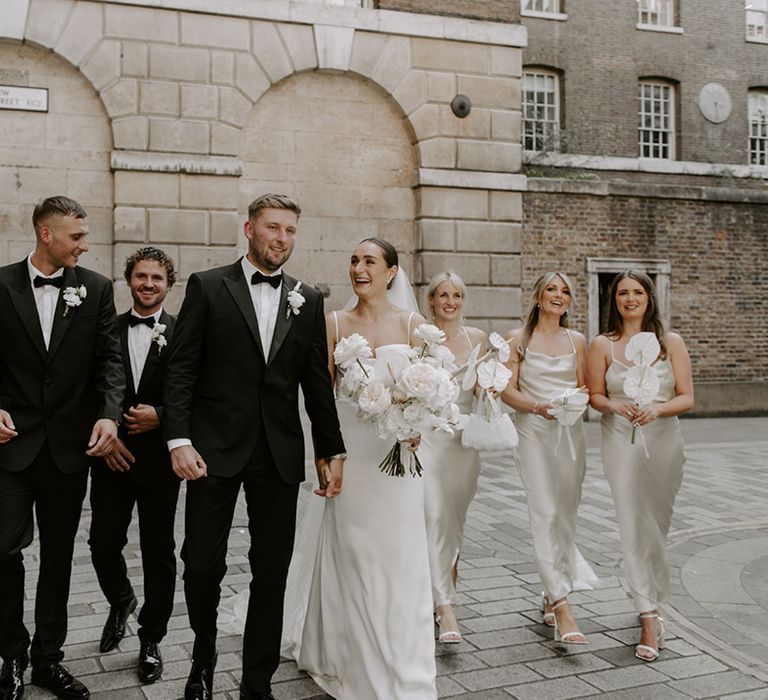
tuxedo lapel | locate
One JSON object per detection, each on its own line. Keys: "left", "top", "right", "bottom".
{"left": 267, "top": 273, "right": 296, "bottom": 367}
{"left": 222, "top": 262, "right": 266, "bottom": 363}
{"left": 136, "top": 309, "right": 168, "bottom": 396}
{"left": 7, "top": 262, "right": 46, "bottom": 358}
{"left": 46, "top": 267, "right": 78, "bottom": 361}
{"left": 117, "top": 313, "right": 136, "bottom": 396}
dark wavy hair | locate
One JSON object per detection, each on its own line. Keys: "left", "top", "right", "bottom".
{"left": 124, "top": 246, "right": 177, "bottom": 288}
{"left": 603, "top": 270, "right": 665, "bottom": 351}
{"left": 358, "top": 237, "right": 399, "bottom": 289}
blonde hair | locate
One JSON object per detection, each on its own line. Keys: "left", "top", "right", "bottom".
{"left": 426, "top": 271, "right": 468, "bottom": 317}
{"left": 518, "top": 272, "right": 576, "bottom": 360}
{"left": 248, "top": 193, "right": 301, "bottom": 220}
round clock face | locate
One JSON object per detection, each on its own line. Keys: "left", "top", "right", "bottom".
{"left": 698, "top": 82, "right": 732, "bottom": 123}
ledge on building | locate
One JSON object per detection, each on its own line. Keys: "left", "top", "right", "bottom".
{"left": 520, "top": 9, "right": 567, "bottom": 21}
{"left": 111, "top": 150, "right": 242, "bottom": 176}
{"left": 636, "top": 22, "right": 684, "bottom": 34}
{"left": 746, "top": 35, "right": 768, "bottom": 44}
{"left": 524, "top": 151, "right": 768, "bottom": 180}
{"left": 417, "top": 168, "right": 527, "bottom": 191}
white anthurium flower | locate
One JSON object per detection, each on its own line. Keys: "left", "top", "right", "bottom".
{"left": 461, "top": 342, "right": 482, "bottom": 391}
{"left": 625, "top": 332, "right": 660, "bottom": 366}
{"left": 624, "top": 365, "right": 661, "bottom": 406}
{"left": 413, "top": 323, "right": 445, "bottom": 347}
{"left": 476, "top": 359, "right": 512, "bottom": 393}
{"left": 333, "top": 333, "right": 372, "bottom": 369}
{"left": 546, "top": 388, "right": 589, "bottom": 461}
{"left": 488, "top": 332, "right": 511, "bottom": 363}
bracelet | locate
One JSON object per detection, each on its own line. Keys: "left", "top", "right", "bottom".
{"left": 532, "top": 401, "right": 539, "bottom": 416}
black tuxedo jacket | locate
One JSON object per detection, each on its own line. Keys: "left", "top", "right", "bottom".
{"left": 113, "top": 309, "right": 178, "bottom": 485}
{"left": 163, "top": 260, "right": 344, "bottom": 482}
{"left": 0, "top": 260, "right": 124, "bottom": 474}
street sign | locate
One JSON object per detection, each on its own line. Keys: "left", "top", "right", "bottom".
{"left": 0, "top": 85, "right": 49, "bottom": 112}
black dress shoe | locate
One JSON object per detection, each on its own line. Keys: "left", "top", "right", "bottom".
{"left": 99, "top": 596, "right": 137, "bottom": 653}
{"left": 0, "top": 653, "right": 28, "bottom": 700}
{"left": 184, "top": 654, "right": 216, "bottom": 700}
{"left": 30, "top": 663, "right": 89, "bottom": 699}
{"left": 137, "top": 640, "right": 163, "bottom": 684}
{"left": 239, "top": 691, "right": 276, "bottom": 700}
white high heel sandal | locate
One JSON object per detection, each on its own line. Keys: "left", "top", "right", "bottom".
{"left": 540, "top": 593, "right": 555, "bottom": 627}
{"left": 552, "top": 600, "right": 588, "bottom": 645}
{"left": 635, "top": 612, "right": 664, "bottom": 662}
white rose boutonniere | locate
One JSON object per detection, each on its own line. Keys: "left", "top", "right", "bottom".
{"left": 286, "top": 281, "right": 305, "bottom": 319}
{"left": 152, "top": 322, "right": 167, "bottom": 353}
{"left": 62, "top": 285, "right": 87, "bottom": 317}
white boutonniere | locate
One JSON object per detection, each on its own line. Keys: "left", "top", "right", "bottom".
{"left": 151, "top": 322, "right": 168, "bottom": 353}
{"left": 286, "top": 281, "right": 305, "bottom": 319}
{"left": 62, "top": 285, "right": 87, "bottom": 317}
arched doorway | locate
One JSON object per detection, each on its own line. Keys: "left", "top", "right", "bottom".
{"left": 0, "top": 42, "right": 112, "bottom": 274}
{"left": 239, "top": 71, "right": 417, "bottom": 310}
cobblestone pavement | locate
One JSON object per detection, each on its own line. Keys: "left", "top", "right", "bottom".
{"left": 18, "top": 417, "right": 768, "bottom": 699}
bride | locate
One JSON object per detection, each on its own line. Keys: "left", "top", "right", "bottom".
{"left": 222, "top": 238, "right": 438, "bottom": 699}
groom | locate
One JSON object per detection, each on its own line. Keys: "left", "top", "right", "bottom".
{"left": 163, "top": 194, "right": 345, "bottom": 700}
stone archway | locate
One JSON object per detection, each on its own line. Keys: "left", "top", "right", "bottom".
{"left": 239, "top": 71, "right": 417, "bottom": 310}
{"left": 0, "top": 41, "right": 113, "bottom": 274}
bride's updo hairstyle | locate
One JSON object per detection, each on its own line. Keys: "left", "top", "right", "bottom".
{"left": 358, "top": 237, "right": 399, "bottom": 289}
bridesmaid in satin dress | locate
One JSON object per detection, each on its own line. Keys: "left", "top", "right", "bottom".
{"left": 501, "top": 272, "right": 598, "bottom": 644}
{"left": 587, "top": 270, "right": 693, "bottom": 662}
{"left": 420, "top": 272, "right": 486, "bottom": 644}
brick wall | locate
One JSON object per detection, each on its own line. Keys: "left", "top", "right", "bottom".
{"left": 523, "top": 191, "right": 768, "bottom": 384}
{"left": 522, "top": 0, "right": 767, "bottom": 164}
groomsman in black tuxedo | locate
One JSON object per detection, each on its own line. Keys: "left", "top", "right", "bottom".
{"left": 164, "top": 194, "right": 345, "bottom": 700}
{"left": 0, "top": 196, "right": 124, "bottom": 700}
{"left": 88, "top": 247, "right": 180, "bottom": 684}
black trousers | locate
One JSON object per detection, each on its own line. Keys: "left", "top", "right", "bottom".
{"left": 0, "top": 442, "right": 88, "bottom": 667}
{"left": 181, "top": 434, "right": 299, "bottom": 696}
{"left": 88, "top": 464, "right": 181, "bottom": 643}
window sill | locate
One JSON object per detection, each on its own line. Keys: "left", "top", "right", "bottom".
{"left": 521, "top": 9, "right": 568, "bottom": 21}
{"left": 746, "top": 35, "right": 768, "bottom": 44}
{"left": 636, "top": 23, "right": 684, "bottom": 34}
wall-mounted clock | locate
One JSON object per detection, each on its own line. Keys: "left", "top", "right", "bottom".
{"left": 698, "top": 82, "right": 732, "bottom": 124}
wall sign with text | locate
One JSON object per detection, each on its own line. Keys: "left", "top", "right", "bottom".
{"left": 0, "top": 85, "right": 49, "bottom": 112}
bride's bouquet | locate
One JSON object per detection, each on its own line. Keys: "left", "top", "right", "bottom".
{"left": 459, "top": 333, "right": 518, "bottom": 451}
{"left": 334, "top": 324, "right": 466, "bottom": 477}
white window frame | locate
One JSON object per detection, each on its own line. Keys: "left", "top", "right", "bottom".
{"left": 746, "top": 1, "right": 768, "bottom": 42}
{"left": 521, "top": 0, "right": 568, "bottom": 21}
{"left": 638, "top": 81, "right": 676, "bottom": 160}
{"left": 523, "top": 70, "right": 560, "bottom": 153}
{"left": 749, "top": 90, "right": 768, "bottom": 165}
{"left": 636, "top": 0, "right": 683, "bottom": 33}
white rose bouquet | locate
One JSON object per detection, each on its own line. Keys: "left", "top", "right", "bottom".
{"left": 333, "top": 324, "right": 465, "bottom": 477}
{"left": 459, "top": 333, "right": 519, "bottom": 451}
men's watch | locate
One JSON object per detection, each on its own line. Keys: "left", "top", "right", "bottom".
{"left": 328, "top": 453, "right": 347, "bottom": 461}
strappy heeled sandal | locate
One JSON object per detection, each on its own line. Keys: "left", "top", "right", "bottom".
{"left": 435, "top": 613, "right": 462, "bottom": 644}
{"left": 540, "top": 592, "right": 555, "bottom": 627}
{"left": 635, "top": 612, "right": 664, "bottom": 662}
{"left": 552, "top": 600, "right": 588, "bottom": 645}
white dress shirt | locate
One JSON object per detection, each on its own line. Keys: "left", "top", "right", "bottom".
{"left": 128, "top": 309, "right": 161, "bottom": 393}
{"left": 27, "top": 253, "right": 64, "bottom": 349}
{"left": 167, "top": 259, "right": 283, "bottom": 452}
{"left": 241, "top": 256, "right": 283, "bottom": 355}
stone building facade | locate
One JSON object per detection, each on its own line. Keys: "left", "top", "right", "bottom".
{"left": 0, "top": 0, "right": 525, "bottom": 324}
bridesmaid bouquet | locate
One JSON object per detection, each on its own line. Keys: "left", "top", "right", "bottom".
{"left": 622, "top": 331, "right": 661, "bottom": 458}
{"left": 333, "top": 325, "right": 466, "bottom": 477}
{"left": 459, "top": 333, "right": 519, "bottom": 451}
{"left": 546, "top": 388, "right": 589, "bottom": 460}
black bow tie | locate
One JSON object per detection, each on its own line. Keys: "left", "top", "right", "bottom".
{"left": 251, "top": 271, "right": 282, "bottom": 289}
{"left": 33, "top": 275, "right": 63, "bottom": 289}
{"left": 129, "top": 315, "right": 156, "bottom": 328}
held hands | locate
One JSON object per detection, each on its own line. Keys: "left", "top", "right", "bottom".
{"left": 0, "top": 409, "right": 18, "bottom": 443}
{"left": 104, "top": 437, "right": 135, "bottom": 472}
{"left": 171, "top": 444, "right": 207, "bottom": 481}
{"left": 123, "top": 404, "right": 160, "bottom": 435}
{"left": 314, "top": 457, "right": 344, "bottom": 498}
{"left": 86, "top": 418, "right": 118, "bottom": 456}
{"left": 405, "top": 435, "right": 421, "bottom": 451}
